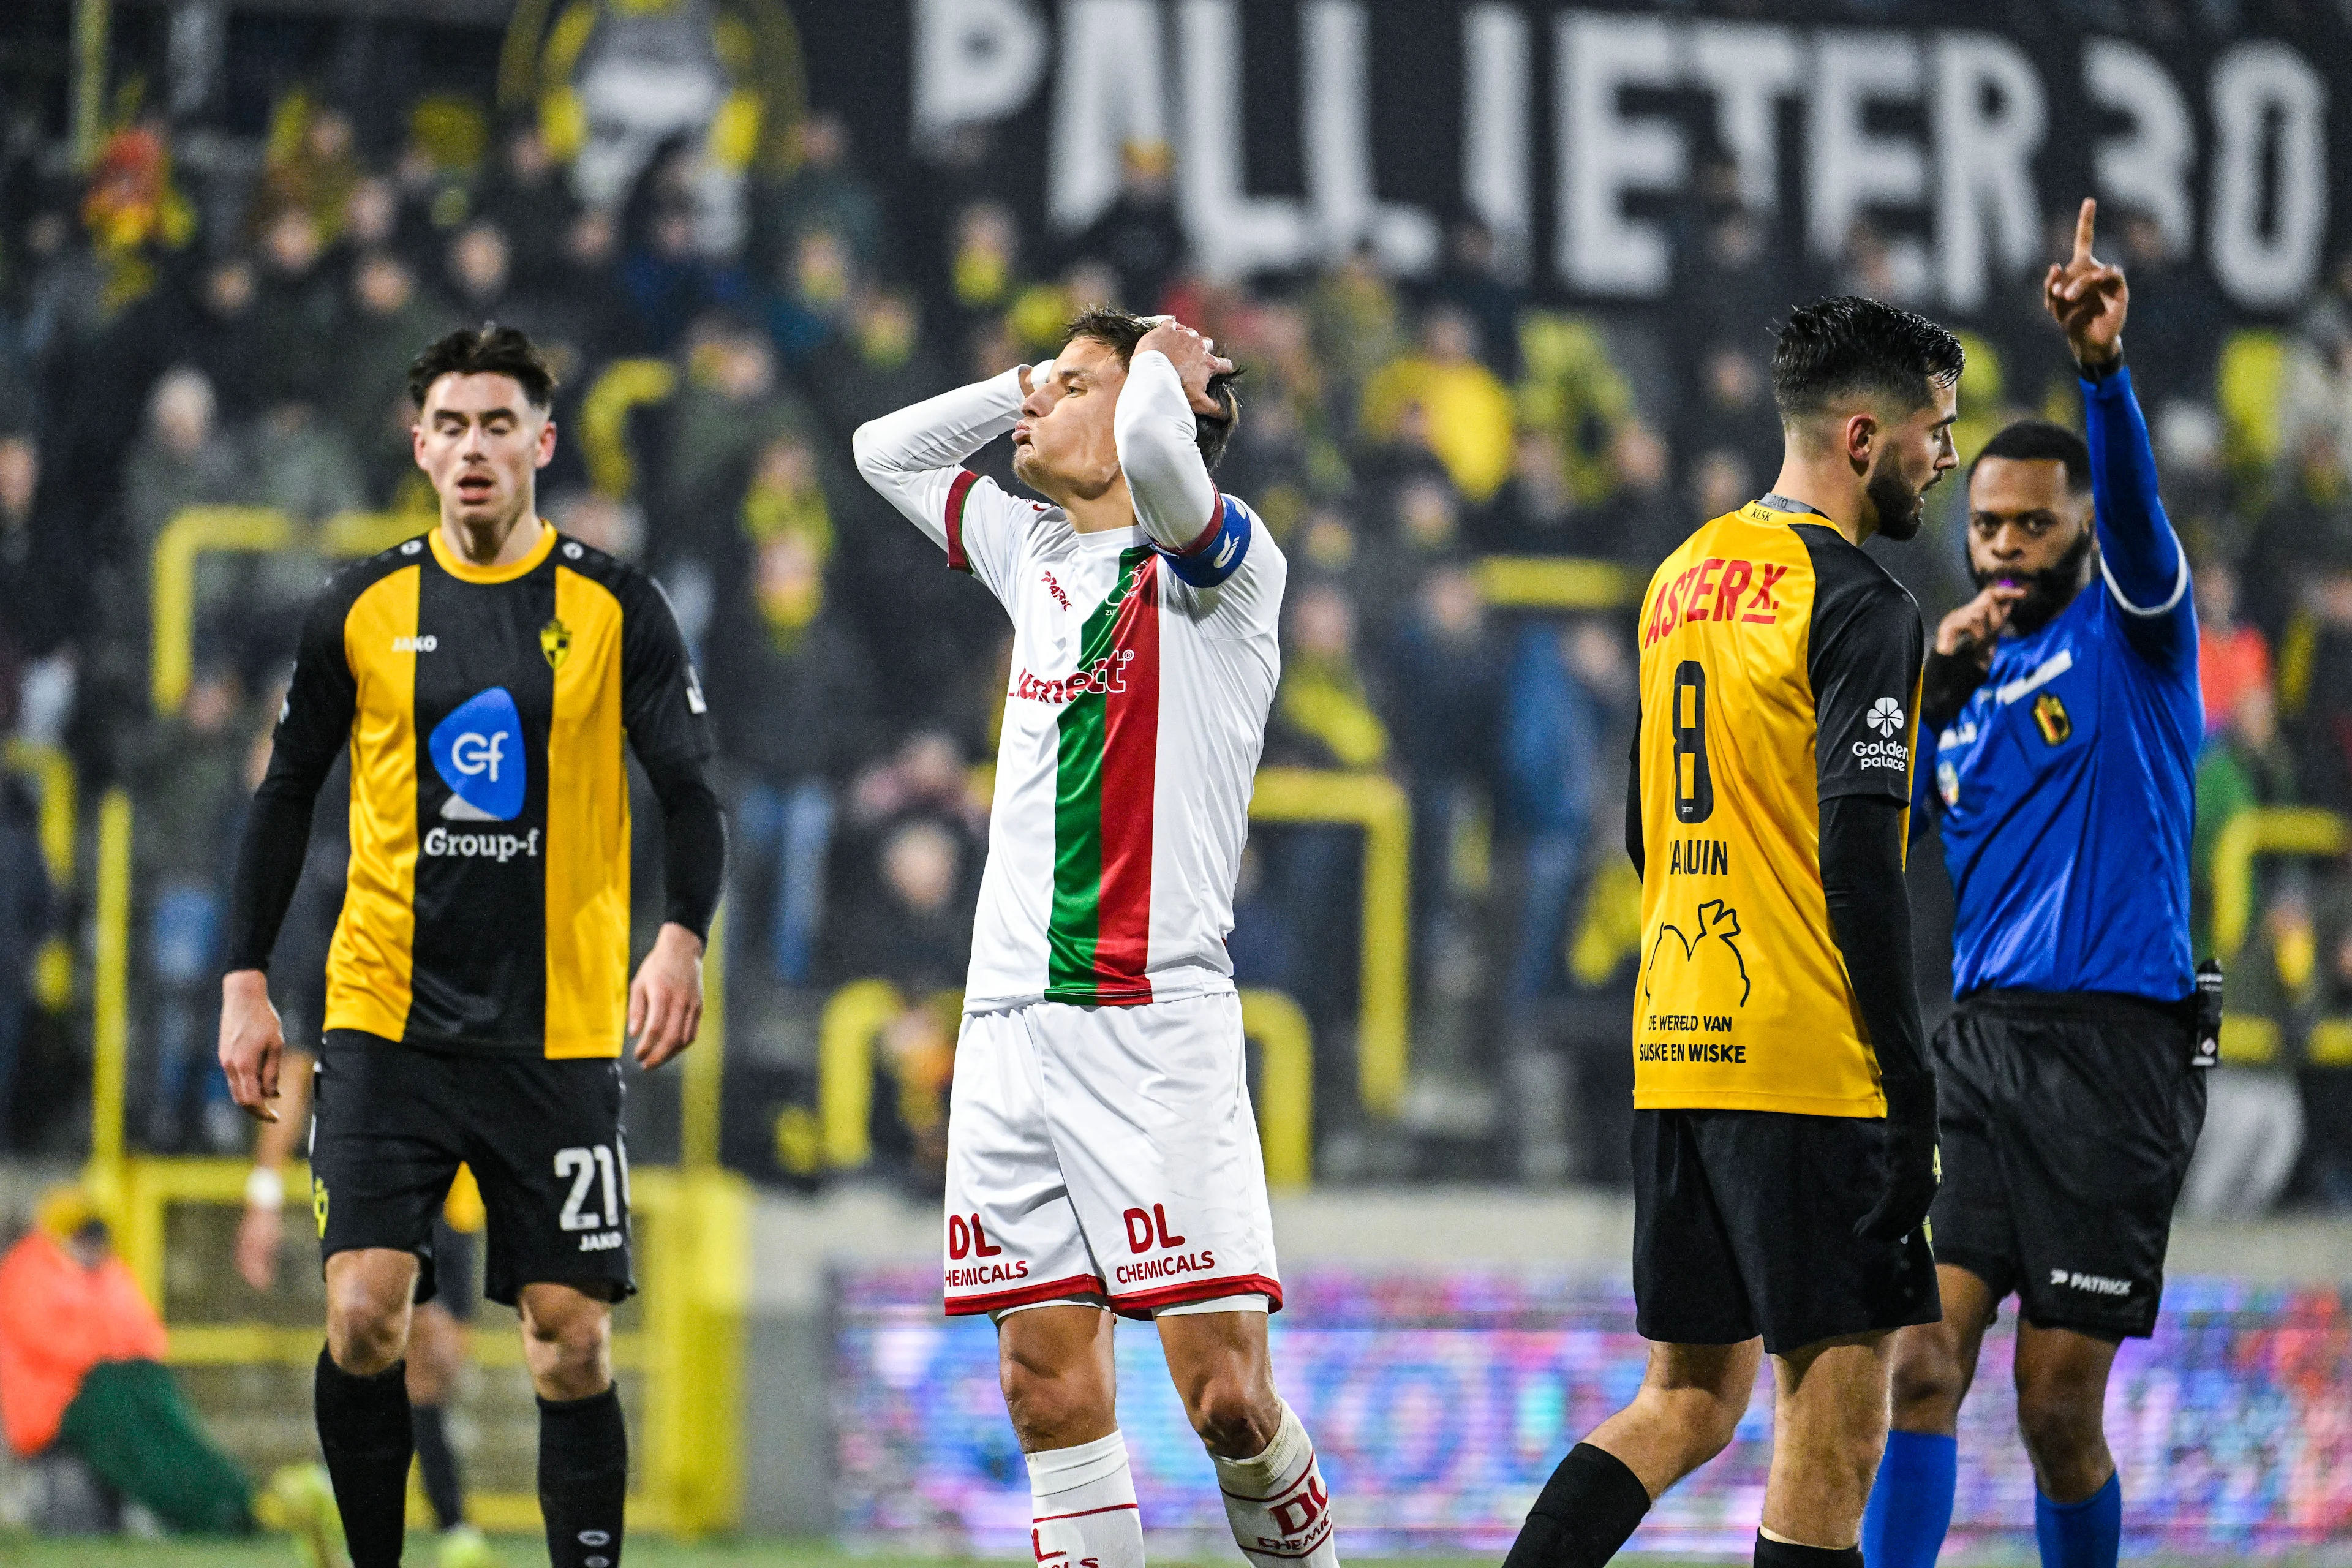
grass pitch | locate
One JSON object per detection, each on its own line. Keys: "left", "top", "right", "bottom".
{"left": 0, "top": 1544, "right": 1518, "bottom": 1567}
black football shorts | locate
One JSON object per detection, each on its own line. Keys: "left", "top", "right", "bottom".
{"left": 1632, "top": 1107, "right": 1940, "bottom": 1354}
{"left": 310, "top": 1031, "right": 635, "bottom": 1307}
{"left": 1929, "top": 989, "right": 2206, "bottom": 1340}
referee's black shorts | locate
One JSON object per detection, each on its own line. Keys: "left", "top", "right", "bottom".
{"left": 1632, "top": 1108, "right": 1939, "bottom": 1355}
{"left": 309, "top": 1031, "right": 636, "bottom": 1308}
{"left": 1929, "top": 989, "right": 2206, "bottom": 1340}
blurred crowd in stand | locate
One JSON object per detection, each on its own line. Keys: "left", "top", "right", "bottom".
{"left": 2, "top": 83, "right": 2352, "bottom": 1208}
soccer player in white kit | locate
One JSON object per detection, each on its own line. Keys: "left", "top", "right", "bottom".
{"left": 854, "top": 308, "right": 1337, "bottom": 1568}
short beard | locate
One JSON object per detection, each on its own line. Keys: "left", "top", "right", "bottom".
{"left": 1865, "top": 454, "right": 1925, "bottom": 543}
{"left": 1973, "top": 524, "right": 2095, "bottom": 638}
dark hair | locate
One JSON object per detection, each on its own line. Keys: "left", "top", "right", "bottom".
{"left": 1061, "top": 305, "right": 1242, "bottom": 472}
{"left": 1969, "top": 418, "right": 2092, "bottom": 494}
{"left": 1771, "top": 296, "right": 1965, "bottom": 423}
{"left": 407, "top": 323, "right": 556, "bottom": 410}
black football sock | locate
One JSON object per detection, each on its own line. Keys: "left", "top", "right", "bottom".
{"left": 412, "top": 1401, "right": 465, "bottom": 1532}
{"left": 315, "top": 1349, "right": 413, "bottom": 1568}
{"left": 1503, "top": 1442, "right": 1653, "bottom": 1568}
{"left": 539, "top": 1384, "right": 628, "bottom": 1567}
{"left": 1752, "top": 1532, "right": 1862, "bottom": 1568}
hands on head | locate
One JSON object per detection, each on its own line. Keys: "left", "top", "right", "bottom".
{"left": 1135, "top": 320, "right": 1236, "bottom": 417}
{"left": 2044, "top": 197, "right": 2128, "bottom": 372}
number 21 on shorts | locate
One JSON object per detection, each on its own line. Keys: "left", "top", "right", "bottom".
{"left": 554, "top": 1144, "right": 629, "bottom": 1241}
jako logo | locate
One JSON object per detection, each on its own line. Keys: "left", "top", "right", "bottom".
{"left": 429, "top": 688, "right": 526, "bottom": 821}
{"left": 1867, "top": 697, "right": 1905, "bottom": 736}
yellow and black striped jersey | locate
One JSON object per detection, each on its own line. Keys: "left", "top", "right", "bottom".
{"left": 241, "top": 525, "right": 714, "bottom": 1058}
{"left": 1631, "top": 500, "right": 1924, "bottom": 1116}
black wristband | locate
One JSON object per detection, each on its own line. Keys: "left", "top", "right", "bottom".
{"left": 1919, "top": 647, "right": 1986, "bottom": 732}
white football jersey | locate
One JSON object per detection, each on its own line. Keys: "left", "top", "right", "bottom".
{"left": 854, "top": 364, "right": 1286, "bottom": 1011}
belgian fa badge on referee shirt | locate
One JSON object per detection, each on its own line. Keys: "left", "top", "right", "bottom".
{"left": 2032, "top": 691, "right": 2071, "bottom": 745}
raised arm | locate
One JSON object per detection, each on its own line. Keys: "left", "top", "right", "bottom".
{"left": 2083, "top": 365, "right": 2189, "bottom": 640}
{"left": 1115, "top": 349, "right": 1219, "bottom": 552}
{"left": 2046, "top": 197, "right": 2191, "bottom": 662}
{"left": 1119, "top": 323, "right": 1253, "bottom": 587}
{"left": 851, "top": 368, "right": 1027, "bottom": 554}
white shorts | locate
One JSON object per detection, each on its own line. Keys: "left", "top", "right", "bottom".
{"left": 942, "top": 991, "right": 1282, "bottom": 1320}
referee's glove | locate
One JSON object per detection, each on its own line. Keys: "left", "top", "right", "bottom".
{"left": 1855, "top": 1074, "right": 1940, "bottom": 1243}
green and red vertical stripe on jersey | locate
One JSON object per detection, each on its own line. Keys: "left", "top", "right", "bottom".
{"left": 944, "top": 470, "right": 979, "bottom": 573}
{"left": 1046, "top": 545, "right": 1160, "bottom": 1005}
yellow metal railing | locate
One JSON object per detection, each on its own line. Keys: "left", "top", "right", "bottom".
{"left": 1475, "top": 555, "right": 1638, "bottom": 611}
{"left": 85, "top": 790, "right": 748, "bottom": 1534}
{"left": 2212, "top": 807, "right": 2350, "bottom": 960}
{"left": 1250, "top": 766, "right": 1412, "bottom": 1116}
{"left": 680, "top": 905, "right": 728, "bottom": 1171}
{"left": 151, "top": 506, "right": 433, "bottom": 715}
{"left": 815, "top": 982, "right": 1316, "bottom": 1188}
{"left": 1239, "top": 989, "right": 1313, "bottom": 1190}
{"left": 580, "top": 358, "right": 677, "bottom": 499}
{"left": 111, "top": 1156, "right": 745, "bottom": 1536}
{"left": 2208, "top": 805, "right": 2351, "bottom": 1065}
{"left": 3, "top": 737, "right": 76, "bottom": 1008}
{"left": 88, "top": 788, "right": 132, "bottom": 1214}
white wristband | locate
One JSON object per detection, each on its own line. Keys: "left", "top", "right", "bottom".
{"left": 245, "top": 1166, "right": 285, "bottom": 1212}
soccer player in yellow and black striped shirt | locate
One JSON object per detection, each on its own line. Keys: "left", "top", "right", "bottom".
{"left": 217, "top": 326, "right": 725, "bottom": 1568}
{"left": 1504, "top": 298, "right": 1961, "bottom": 1568}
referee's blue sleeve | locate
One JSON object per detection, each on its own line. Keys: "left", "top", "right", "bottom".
{"left": 2084, "top": 364, "right": 2192, "bottom": 662}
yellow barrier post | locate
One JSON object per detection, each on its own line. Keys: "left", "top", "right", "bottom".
{"left": 818, "top": 979, "right": 902, "bottom": 1169}
{"left": 151, "top": 507, "right": 296, "bottom": 714}
{"left": 4, "top": 739, "right": 77, "bottom": 1008}
{"left": 88, "top": 790, "right": 132, "bottom": 1218}
{"left": 1248, "top": 768, "right": 1412, "bottom": 1117}
{"left": 580, "top": 358, "right": 679, "bottom": 498}
{"left": 680, "top": 905, "right": 727, "bottom": 1171}
{"left": 1239, "top": 989, "right": 1313, "bottom": 1189}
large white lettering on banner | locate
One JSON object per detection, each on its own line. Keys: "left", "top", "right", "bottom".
{"left": 905, "top": 1, "right": 2341, "bottom": 308}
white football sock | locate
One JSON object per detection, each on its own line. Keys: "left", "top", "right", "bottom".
{"left": 1212, "top": 1401, "right": 1338, "bottom": 1567}
{"left": 1028, "top": 1430, "right": 1145, "bottom": 1568}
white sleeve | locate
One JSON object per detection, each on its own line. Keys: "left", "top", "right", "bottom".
{"left": 1113, "top": 349, "right": 1219, "bottom": 554}
{"left": 851, "top": 368, "right": 1033, "bottom": 600}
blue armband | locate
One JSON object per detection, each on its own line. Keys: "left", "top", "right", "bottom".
{"left": 1157, "top": 493, "right": 1252, "bottom": 587}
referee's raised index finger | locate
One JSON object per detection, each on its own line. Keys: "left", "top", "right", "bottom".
{"left": 2073, "top": 197, "right": 2097, "bottom": 265}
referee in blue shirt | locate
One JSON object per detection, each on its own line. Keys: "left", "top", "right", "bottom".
{"left": 1861, "top": 201, "right": 2207, "bottom": 1568}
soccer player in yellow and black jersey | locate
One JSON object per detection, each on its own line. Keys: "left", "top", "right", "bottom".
{"left": 217, "top": 326, "right": 725, "bottom": 1568}
{"left": 1503, "top": 298, "right": 1962, "bottom": 1568}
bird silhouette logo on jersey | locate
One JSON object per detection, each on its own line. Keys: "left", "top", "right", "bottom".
{"left": 429, "top": 687, "right": 526, "bottom": 821}
{"left": 1644, "top": 900, "right": 1752, "bottom": 1008}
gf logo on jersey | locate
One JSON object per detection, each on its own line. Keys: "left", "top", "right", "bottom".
{"left": 1868, "top": 697, "right": 1906, "bottom": 736}
{"left": 429, "top": 687, "right": 526, "bottom": 821}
